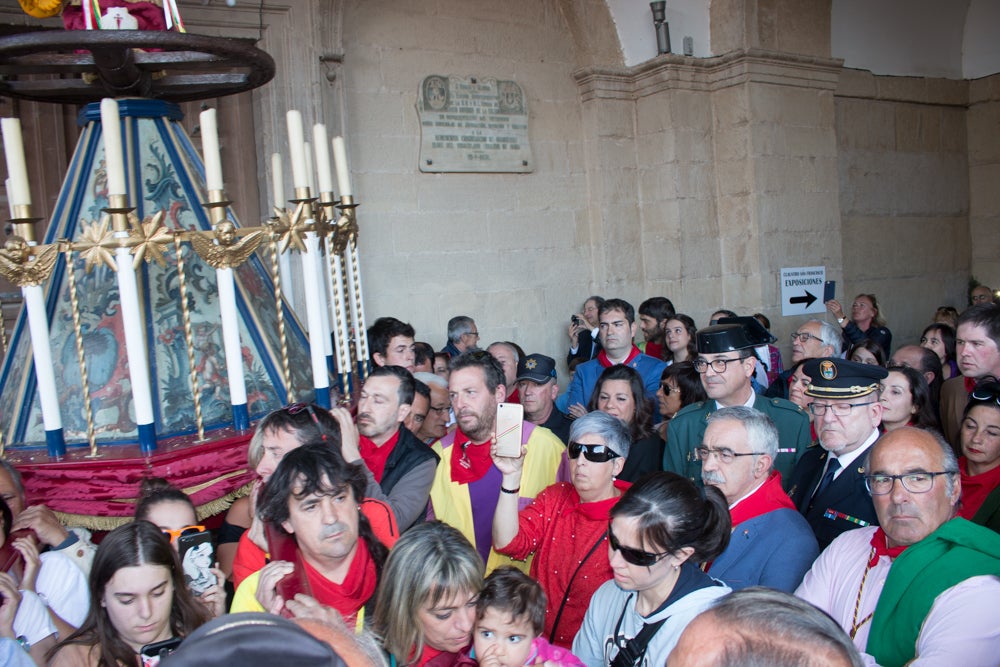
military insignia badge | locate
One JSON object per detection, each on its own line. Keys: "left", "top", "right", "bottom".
{"left": 820, "top": 360, "right": 837, "bottom": 380}
{"left": 525, "top": 359, "right": 537, "bottom": 370}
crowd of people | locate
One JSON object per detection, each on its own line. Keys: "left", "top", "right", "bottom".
{"left": 1, "top": 285, "right": 1000, "bottom": 666}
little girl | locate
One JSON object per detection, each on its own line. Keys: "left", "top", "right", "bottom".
{"left": 468, "top": 567, "right": 585, "bottom": 667}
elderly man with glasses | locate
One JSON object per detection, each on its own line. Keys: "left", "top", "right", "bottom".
{"left": 700, "top": 406, "right": 818, "bottom": 592}
{"left": 787, "top": 358, "right": 888, "bottom": 550}
{"left": 796, "top": 427, "right": 1000, "bottom": 666}
{"left": 664, "top": 321, "right": 811, "bottom": 487}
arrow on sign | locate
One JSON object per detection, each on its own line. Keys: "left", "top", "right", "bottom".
{"left": 789, "top": 291, "right": 817, "bottom": 308}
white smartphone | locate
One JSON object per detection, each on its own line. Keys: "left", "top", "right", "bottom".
{"left": 495, "top": 403, "right": 523, "bottom": 458}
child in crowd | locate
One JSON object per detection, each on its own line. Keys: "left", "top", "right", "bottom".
{"left": 467, "top": 567, "right": 585, "bottom": 667}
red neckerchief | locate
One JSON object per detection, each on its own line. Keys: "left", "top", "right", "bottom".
{"left": 597, "top": 345, "right": 641, "bottom": 368}
{"left": 958, "top": 456, "right": 1000, "bottom": 519}
{"left": 868, "top": 527, "right": 908, "bottom": 567}
{"left": 729, "top": 471, "right": 796, "bottom": 527}
{"left": 575, "top": 479, "right": 631, "bottom": 520}
{"left": 301, "top": 537, "right": 376, "bottom": 621}
{"left": 448, "top": 428, "right": 494, "bottom": 484}
{"left": 506, "top": 387, "right": 520, "bottom": 404}
{"left": 359, "top": 429, "right": 400, "bottom": 482}
{"left": 412, "top": 644, "right": 449, "bottom": 667}
{"left": 965, "top": 376, "right": 979, "bottom": 393}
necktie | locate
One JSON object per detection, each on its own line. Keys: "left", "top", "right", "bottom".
{"left": 813, "top": 457, "right": 841, "bottom": 498}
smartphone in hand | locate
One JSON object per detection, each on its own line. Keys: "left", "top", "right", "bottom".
{"left": 176, "top": 530, "right": 215, "bottom": 596}
{"left": 824, "top": 280, "right": 836, "bottom": 303}
{"left": 495, "top": 403, "right": 523, "bottom": 458}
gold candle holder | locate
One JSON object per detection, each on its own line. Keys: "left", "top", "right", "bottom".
{"left": 8, "top": 205, "right": 43, "bottom": 244}
{"left": 291, "top": 186, "right": 315, "bottom": 221}
{"left": 104, "top": 194, "right": 135, "bottom": 235}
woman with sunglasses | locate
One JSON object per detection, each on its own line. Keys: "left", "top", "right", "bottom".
{"left": 573, "top": 472, "right": 731, "bottom": 667}
{"left": 587, "top": 365, "right": 662, "bottom": 483}
{"left": 134, "top": 477, "right": 225, "bottom": 618}
{"left": 491, "top": 412, "right": 631, "bottom": 649}
{"left": 654, "top": 362, "right": 706, "bottom": 441}
{"left": 48, "top": 521, "right": 210, "bottom": 666}
{"left": 957, "top": 381, "right": 1000, "bottom": 533}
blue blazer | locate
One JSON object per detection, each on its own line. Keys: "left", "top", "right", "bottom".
{"left": 708, "top": 508, "right": 819, "bottom": 592}
{"left": 564, "top": 352, "right": 666, "bottom": 411}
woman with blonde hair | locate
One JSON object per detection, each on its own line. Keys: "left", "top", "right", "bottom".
{"left": 372, "top": 521, "right": 484, "bottom": 667}
{"left": 826, "top": 293, "right": 892, "bottom": 356}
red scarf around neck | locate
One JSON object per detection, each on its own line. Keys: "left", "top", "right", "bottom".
{"left": 302, "top": 536, "right": 376, "bottom": 620}
{"left": 359, "top": 429, "right": 400, "bottom": 482}
{"left": 598, "top": 345, "right": 641, "bottom": 368}
{"left": 448, "top": 427, "right": 494, "bottom": 484}
{"left": 958, "top": 456, "right": 1000, "bottom": 519}
{"left": 729, "top": 471, "right": 796, "bottom": 527}
{"left": 868, "top": 527, "right": 908, "bottom": 567}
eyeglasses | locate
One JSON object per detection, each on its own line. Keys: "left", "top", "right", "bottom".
{"left": 693, "top": 357, "right": 745, "bottom": 374}
{"left": 284, "top": 402, "right": 328, "bottom": 441}
{"left": 694, "top": 446, "right": 765, "bottom": 464}
{"left": 607, "top": 525, "right": 670, "bottom": 567}
{"left": 568, "top": 442, "right": 620, "bottom": 463}
{"left": 659, "top": 382, "right": 676, "bottom": 396}
{"left": 790, "top": 332, "right": 823, "bottom": 344}
{"left": 864, "top": 472, "right": 955, "bottom": 496}
{"left": 161, "top": 525, "right": 205, "bottom": 543}
{"left": 464, "top": 330, "right": 480, "bottom": 338}
{"left": 808, "top": 401, "right": 876, "bottom": 417}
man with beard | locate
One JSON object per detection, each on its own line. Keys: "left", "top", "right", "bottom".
{"left": 339, "top": 365, "right": 438, "bottom": 531}
{"left": 427, "top": 351, "right": 565, "bottom": 571}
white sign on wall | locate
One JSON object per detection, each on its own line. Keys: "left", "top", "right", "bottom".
{"left": 780, "top": 266, "right": 826, "bottom": 317}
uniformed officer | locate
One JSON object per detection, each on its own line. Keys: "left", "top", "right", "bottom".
{"left": 786, "top": 358, "right": 888, "bottom": 550}
{"left": 664, "top": 319, "right": 811, "bottom": 487}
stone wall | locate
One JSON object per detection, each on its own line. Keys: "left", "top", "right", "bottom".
{"left": 968, "top": 74, "right": 1000, "bottom": 288}
{"left": 834, "top": 69, "right": 971, "bottom": 349}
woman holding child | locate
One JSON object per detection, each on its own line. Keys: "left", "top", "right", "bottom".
{"left": 491, "top": 412, "right": 632, "bottom": 648}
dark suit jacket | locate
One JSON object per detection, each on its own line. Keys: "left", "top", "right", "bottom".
{"left": 567, "top": 328, "right": 602, "bottom": 366}
{"left": 786, "top": 443, "right": 879, "bottom": 551}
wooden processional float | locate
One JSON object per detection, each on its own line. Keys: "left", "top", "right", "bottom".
{"left": 0, "top": 23, "right": 369, "bottom": 527}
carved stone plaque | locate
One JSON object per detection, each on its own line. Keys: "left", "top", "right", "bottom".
{"left": 417, "top": 75, "right": 533, "bottom": 173}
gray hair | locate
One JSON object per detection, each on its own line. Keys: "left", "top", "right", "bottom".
{"left": 809, "top": 319, "right": 842, "bottom": 352}
{"left": 569, "top": 411, "right": 631, "bottom": 459}
{"left": 414, "top": 371, "right": 447, "bottom": 389}
{"left": 447, "top": 316, "right": 476, "bottom": 344}
{"left": 701, "top": 587, "right": 865, "bottom": 667}
{"left": 706, "top": 406, "right": 779, "bottom": 465}
{"left": 486, "top": 341, "right": 519, "bottom": 365}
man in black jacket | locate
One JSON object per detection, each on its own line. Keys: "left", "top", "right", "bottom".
{"left": 339, "top": 365, "right": 438, "bottom": 530}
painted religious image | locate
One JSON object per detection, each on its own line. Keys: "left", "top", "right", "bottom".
{"left": 417, "top": 74, "right": 533, "bottom": 173}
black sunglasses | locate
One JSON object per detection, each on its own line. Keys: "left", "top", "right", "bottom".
{"left": 568, "top": 441, "right": 620, "bottom": 463}
{"left": 284, "top": 402, "right": 328, "bottom": 442}
{"left": 970, "top": 387, "right": 1000, "bottom": 405}
{"left": 607, "top": 524, "right": 670, "bottom": 567}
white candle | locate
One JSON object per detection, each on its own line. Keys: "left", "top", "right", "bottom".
{"left": 23, "top": 284, "right": 62, "bottom": 432}
{"left": 5, "top": 179, "right": 15, "bottom": 217}
{"left": 199, "top": 108, "right": 224, "bottom": 192}
{"left": 303, "top": 142, "right": 317, "bottom": 196}
{"left": 270, "top": 152, "right": 284, "bottom": 208}
{"left": 101, "top": 99, "right": 127, "bottom": 196}
{"left": 286, "top": 110, "right": 308, "bottom": 190}
{"left": 115, "top": 247, "right": 154, "bottom": 425}
{"left": 332, "top": 136, "right": 352, "bottom": 197}
{"left": 217, "top": 267, "right": 248, "bottom": 406}
{"left": 312, "top": 124, "right": 334, "bottom": 194}
{"left": 301, "top": 232, "right": 331, "bottom": 394}
{"left": 1, "top": 118, "right": 31, "bottom": 207}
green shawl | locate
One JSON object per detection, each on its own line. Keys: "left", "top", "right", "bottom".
{"left": 867, "top": 518, "right": 1000, "bottom": 667}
